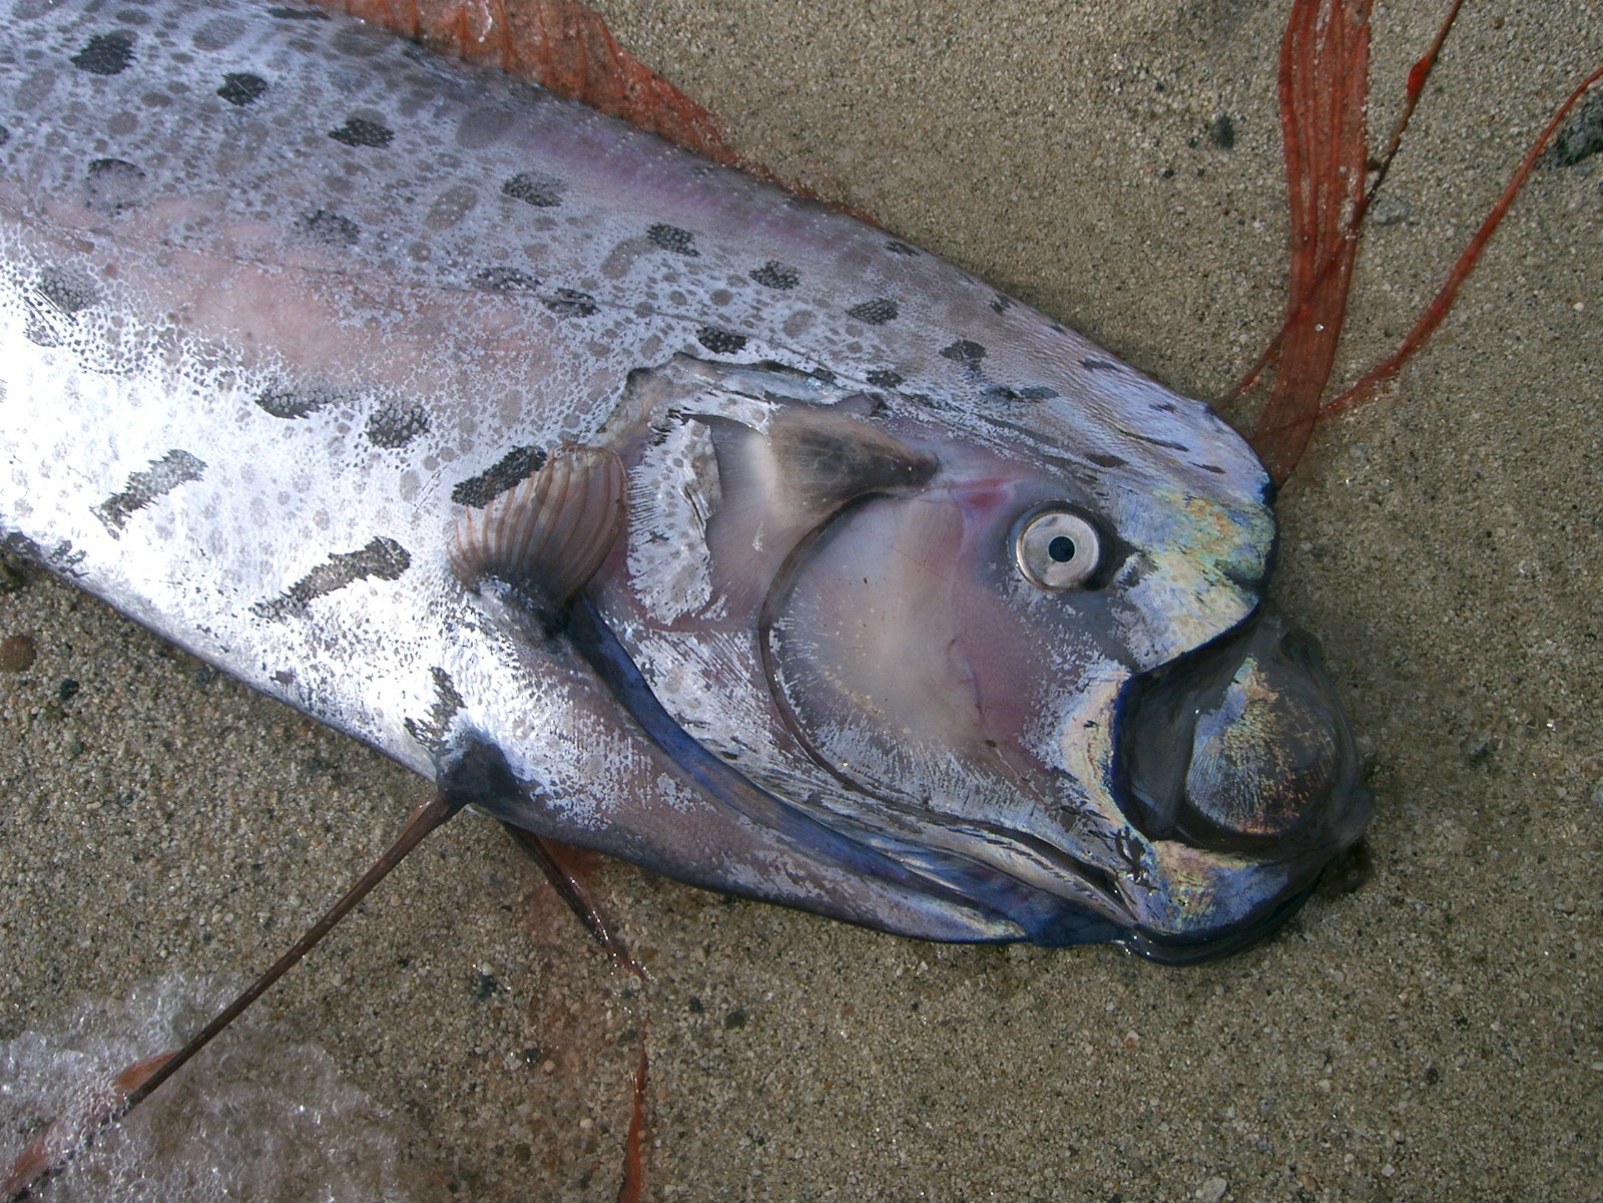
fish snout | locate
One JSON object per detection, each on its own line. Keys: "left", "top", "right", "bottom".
{"left": 1117, "top": 608, "right": 1371, "bottom": 880}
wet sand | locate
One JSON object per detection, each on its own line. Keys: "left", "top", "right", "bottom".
{"left": 2, "top": 2, "right": 1599, "bottom": 1199}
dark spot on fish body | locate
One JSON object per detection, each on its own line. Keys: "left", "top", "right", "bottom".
{"left": 0, "top": 125, "right": 11, "bottom": 148}
{"left": 647, "top": 223, "right": 699, "bottom": 256}
{"left": 254, "top": 384, "right": 342, "bottom": 420}
{"left": 846, "top": 297, "right": 899, "bottom": 326}
{"left": 867, "top": 369, "right": 904, "bottom": 388}
{"left": 215, "top": 71, "right": 269, "bottom": 107}
{"left": 71, "top": 32, "right": 135, "bottom": 76}
{"left": 696, "top": 327, "right": 747, "bottom": 354}
{"left": 502, "top": 171, "right": 564, "bottom": 207}
{"left": 404, "top": 666, "right": 464, "bottom": 758}
{"left": 474, "top": 266, "right": 541, "bottom": 292}
{"left": 293, "top": 208, "right": 359, "bottom": 248}
{"left": 750, "top": 261, "right": 800, "bottom": 290}
{"left": 1080, "top": 358, "right": 1117, "bottom": 372}
{"left": 940, "top": 339, "right": 987, "bottom": 369}
{"left": 266, "top": 6, "right": 329, "bottom": 20}
{"left": 544, "top": 288, "right": 598, "bottom": 318}
{"left": 84, "top": 157, "right": 146, "bottom": 215}
{"left": 452, "top": 446, "right": 546, "bottom": 509}
{"left": 990, "top": 294, "right": 1013, "bottom": 314}
{"left": 366, "top": 402, "right": 430, "bottom": 449}
{"left": 1087, "top": 452, "right": 1129, "bottom": 470}
{"left": 253, "top": 536, "right": 411, "bottom": 621}
{"left": 93, "top": 449, "right": 207, "bottom": 536}
{"left": 1126, "top": 431, "right": 1190, "bottom": 453}
{"left": 35, "top": 266, "right": 98, "bottom": 315}
{"left": 884, "top": 240, "right": 918, "bottom": 256}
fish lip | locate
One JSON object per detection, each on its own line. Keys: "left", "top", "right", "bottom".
{"left": 1118, "top": 876, "right": 1322, "bottom": 965}
{"left": 1105, "top": 607, "right": 1372, "bottom": 956}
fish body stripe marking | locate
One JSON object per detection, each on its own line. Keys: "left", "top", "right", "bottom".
{"left": 34, "top": 267, "right": 99, "bottom": 316}
{"left": 502, "top": 171, "right": 566, "bottom": 207}
{"left": 452, "top": 446, "right": 548, "bottom": 509}
{"left": 940, "top": 339, "right": 987, "bottom": 368}
{"left": 217, "top": 71, "right": 268, "bottom": 106}
{"left": 647, "top": 223, "right": 698, "bottom": 255}
{"left": 846, "top": 298, "right": 899, "bottom": 325}
{"left": 545, "top": 288, "right": 598, "bottom": 318}
{"left": 750, "top": 261, "right": 801, "bottom": 290}
{"left": 696, "top": 327, "right": 747, "bottom": 354}
{"left": 254, "top": 384, "right": 344, "bottom": 420}
{"left": 252, "top": 537, "right": 412, "bottom": 620}
{"left": 70, "top": 31, "right": 135, "bottom": 76}
{"left": 328, "top": 116, "right": 394, "bottom": 148}
{"left": 92, "top": 450, "right": 207, "bottom": 536}
{"left": 366, "top": 402, "right": 431, "bottom": 449}
{"left": 292, "top": 208, "right": 359, "bottom": 248}
{"left": 405, "top": 666, "right": 466, "bottom": 758}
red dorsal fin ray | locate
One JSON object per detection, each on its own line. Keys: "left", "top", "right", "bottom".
{"left": 322, "top": 0, "right": 739, "bottom": 165}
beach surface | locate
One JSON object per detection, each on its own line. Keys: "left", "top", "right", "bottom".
{"left": 2, "top": 2, "right": 1599, "bottom": 1199}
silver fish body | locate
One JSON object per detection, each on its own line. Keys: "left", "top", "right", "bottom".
{"left": 0, "top": 0, "right": 1369, "bottom": 958}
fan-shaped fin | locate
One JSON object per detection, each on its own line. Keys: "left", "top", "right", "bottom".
{"left": 450, "top": 443, "right": 625, "bottom": 609}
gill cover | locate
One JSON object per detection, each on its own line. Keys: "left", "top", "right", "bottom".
{"left": 535, "top": 359, "right": 1374, "bottom": 959}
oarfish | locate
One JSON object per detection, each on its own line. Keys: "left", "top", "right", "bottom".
{"left": 0, "top": 0, "right": 1370, "bottom": 961}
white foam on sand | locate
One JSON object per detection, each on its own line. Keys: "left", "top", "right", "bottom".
{"left": 0, "top": 976, "right": 448, "bottom": 1203}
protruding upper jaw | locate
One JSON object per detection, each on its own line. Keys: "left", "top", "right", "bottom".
{"left": 1103, "top": 609, "right": 1372, "bottom": 957}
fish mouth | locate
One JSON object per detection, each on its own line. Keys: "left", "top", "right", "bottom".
{"left": 1109, "top": 608, "right": 1373, "bottom": 959}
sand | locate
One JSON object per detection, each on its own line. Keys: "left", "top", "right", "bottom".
{"left": 1, "top": 1, "right": 1598, "bottom": 1199}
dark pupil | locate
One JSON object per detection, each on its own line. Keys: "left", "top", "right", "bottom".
{"left": 1047, "top": 535, "right": 1076, "bottom": 563}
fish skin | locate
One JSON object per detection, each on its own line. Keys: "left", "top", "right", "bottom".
{"left": 0, "top": 0, "right": 1356, "bottom": 959}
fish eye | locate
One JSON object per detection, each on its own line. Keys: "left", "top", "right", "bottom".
{"left": 1014, "top": 506, "right": 1102, "bottom": 589}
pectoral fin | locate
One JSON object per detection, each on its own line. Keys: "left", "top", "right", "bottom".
{"left": 450, "top": 444, "right": 626, "bottom": 611}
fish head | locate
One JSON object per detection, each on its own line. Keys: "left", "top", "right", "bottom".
{"left": 748, "top": 370, "right": 1371, "bottom": 960}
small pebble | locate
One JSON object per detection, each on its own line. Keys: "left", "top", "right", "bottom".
{"left": 1198, "top": 1176, "right": 1228, "bottom": 1203}
{"left": 0, "top": 634, "right": 37, "bottom": 673}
